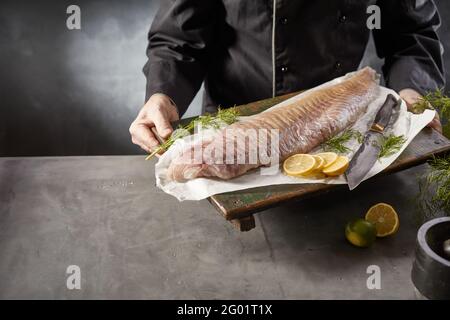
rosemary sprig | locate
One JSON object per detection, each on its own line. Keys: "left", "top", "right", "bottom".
{"left": 323, "top": 129, "right": 363, "bottom": 154}
{"left": 378, "top": 134, "right": 407, "bottom": 159}
{"left": 145, "top": 107, "right": 240, "bottom": 160}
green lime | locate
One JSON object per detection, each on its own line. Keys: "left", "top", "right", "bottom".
{"left": 345, "top": 218, "right": 377, "bottom": 248}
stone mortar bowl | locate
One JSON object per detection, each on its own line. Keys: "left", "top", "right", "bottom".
{"left": 411, "top": 217, "right": 450, "bottom": 300}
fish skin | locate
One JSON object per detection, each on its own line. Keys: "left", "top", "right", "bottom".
{"left": 168, "top": 67, "right": 380, "bottom": 182}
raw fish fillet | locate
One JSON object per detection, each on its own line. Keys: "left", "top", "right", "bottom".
{"left": 168, "top": 67, "right": 379, "bottom": 182}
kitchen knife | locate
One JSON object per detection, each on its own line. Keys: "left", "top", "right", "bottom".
{"left": 345, "top": 94, "right": 401, "bottom": 190}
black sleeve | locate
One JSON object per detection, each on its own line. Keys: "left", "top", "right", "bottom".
{"left": 373, "top": 0, "right": 445, "bottom": 95}
{"left": 143, "top": 0, "right": 218, "bottom": 116}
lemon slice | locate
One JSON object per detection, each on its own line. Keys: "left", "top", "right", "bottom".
{"left": 283, "top": 154, "right": 316, "bottom": 176}
{"left": 365, "top": 203, "right": 399, "bottom": 237}
{"left": 313, "top": 155, "right": 325, "bottom": 171}
{"left": 322, "top": 155, "right": 349, "bottom": 177}
{"left": 315, "top": 152, "right": 338, "bottom": 168}
{"left": 298, "top": 155, "right": 326, "bottom": 179}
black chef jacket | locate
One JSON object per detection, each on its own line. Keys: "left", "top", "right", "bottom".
{"left": 143, "top": 0, "right": 445, "bottom": 116}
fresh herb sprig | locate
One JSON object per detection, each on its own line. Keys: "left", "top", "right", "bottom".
{"left": 412, "top": 89, "right": 450, "bottom": 114}
{"left": 323, "top": 129, "right": 363, "bottom": 154}
{"left": 412, "top": 89, "right": 450, "bottom": 138}
{"left": 416, "top": 156, "right": 450, "bottom": 222}
{"left": 407, "top": 90, "right": 450, "bottom": 221}
{"left": 145, "top": 107, "right": 240, "bottom": 160}
{"left": 378, "top": 134, "right": 407, "bottom": 159}
{"left": 427, "top": 156, "right": 450, "bottom": 209}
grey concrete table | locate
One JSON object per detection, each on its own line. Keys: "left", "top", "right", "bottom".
{"left": 0, "top": 156, "right": 428, "bottom": 299}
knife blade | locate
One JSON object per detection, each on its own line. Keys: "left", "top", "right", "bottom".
{"left": 345, "top": 94, "right": 401, "bottom": 190}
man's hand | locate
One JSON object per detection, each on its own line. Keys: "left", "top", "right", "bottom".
{"left": 399, "top": 88, "right": 442, "bottom": 133}
{"left": 129, "top": 93, "right": 179, "bottom": 153}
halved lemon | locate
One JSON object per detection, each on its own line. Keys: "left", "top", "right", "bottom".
{"left": 283, "top": 154, "right": 316, "bottom": 176}
{"left": 365, "top": 203, "right": 399, "bottom": 237}
{"left": 315, "top": 152, "right": 338, "bottom": 168}
{"left": 322, "top": 156, "right": 350, "bottom": 177}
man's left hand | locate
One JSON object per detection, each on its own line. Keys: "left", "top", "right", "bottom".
{"left": 399, "top": 88, "right": 442, "bottom": 133}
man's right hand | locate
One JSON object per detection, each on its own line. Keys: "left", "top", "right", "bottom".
{"left": 129, "top": 93, "right": 180, "bottom": 153}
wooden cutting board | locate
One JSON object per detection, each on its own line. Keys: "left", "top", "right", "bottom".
{"left": 171, "top": 92, "right": 450, "bottom": 231}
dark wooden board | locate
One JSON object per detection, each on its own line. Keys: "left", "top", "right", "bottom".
{"left": 165, "top": 92, "right": 450, "bottom": 230}
{"left": 193, "top": 93, "right": 450, "bottom": 221}
{"left": 209, "top": 128, "right": 450, "bottom": 221}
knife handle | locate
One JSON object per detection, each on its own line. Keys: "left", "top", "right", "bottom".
{"left": 370, "top": 94, "right": 400, "bottom": 133}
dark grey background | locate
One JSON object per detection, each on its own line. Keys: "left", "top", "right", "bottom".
{"left": 0, "top": 0, "right": 449, "bottom": 156}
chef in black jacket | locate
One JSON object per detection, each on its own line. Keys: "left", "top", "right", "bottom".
{"left": 130, "top": 0, "right": 445, "bottom": 153}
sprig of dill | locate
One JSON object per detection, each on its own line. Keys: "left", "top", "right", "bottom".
{"left": 323, "top": 129, "right": 363, "bottom": 154}
{"left": 378, "top": 134, "right": 407, "bottom": 159}
{"left": 412, "top": 89, "right": 450, "bottom": 138}
{"left": 145, "top": 107, "right": 240, "bottom": 160}
{"left": 411, "top": 90, "right": 450, "bottom": 221}
{"left": 428, "top": 157, "right": 450, "bottom": 209}
{"left": 413, "top": 89, "right": 450, "bottom": 114}
{"left": 415, "top": 156, "right": 450, "bottom": 222}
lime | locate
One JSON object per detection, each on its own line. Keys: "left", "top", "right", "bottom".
{"left": 345, "top": 218, "right": 377, "bottom": 248}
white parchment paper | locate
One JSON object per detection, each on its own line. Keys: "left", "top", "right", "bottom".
{"left": 155, "top": 73, "right": 435, "bottom": 201}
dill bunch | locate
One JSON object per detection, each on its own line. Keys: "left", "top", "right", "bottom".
{"left": 378, "top": 134, "right": 407, "bottom": 159}
{"left": 323, "top": 129, "right": 363, "bottom": 154}
{"left": 145, "top": 107, "right": 240, "bottom": 160}
{"left": 413, "top": 89, "right": 450, "bottom": 138}
{"left": 414, "top": 89, "right": 450, "bottom": 114}
{"left": 427, "top": 157, "right": 450, "bottom": 208}
{"left": 216, "top": 106, "right": 240, "bottom": 125}
{"left": 415, "top": 156, "right": 450, "bottom": 222}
